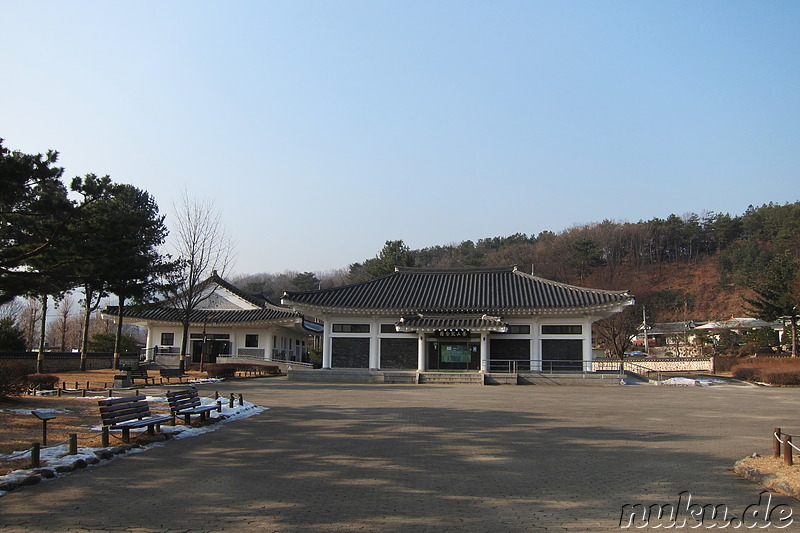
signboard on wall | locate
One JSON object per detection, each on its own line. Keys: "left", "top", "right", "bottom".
{"left": 441, "top": 344, "right": 471, "bottom": 363}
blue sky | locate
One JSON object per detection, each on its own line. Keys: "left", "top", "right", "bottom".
{"left": 2, "top": 1, "right": 798, "bottom": 276}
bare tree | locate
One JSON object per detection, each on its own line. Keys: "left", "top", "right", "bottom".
{"left": 169, "top": 190, "right": 236, "bottom": 371}
{"left": 19, "top": 297, "right": 41, "bottom": 350}
{"left": 0, "top": 299, "right": 23, "bottom": 321}
{"left": 49, "top": 293, "right": 75, "bottom": 351}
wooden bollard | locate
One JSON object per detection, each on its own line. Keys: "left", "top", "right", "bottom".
{"left": 135, "top": 389, "right": 139, "bottom": 396}
{"left": 214, "top": 391, "right": 219, "bottom": 400}
{"left": 217, "top": 400, "right": 223, "bottom": 413}
{"left": 229, "top": 393, "right": 235, "bottom": 408}
{"left": 107, "top": 389, "right": 113, "bottom": 398}
{"left": 62, "top": 382, "right": 66, "bottom": 390}
{"left": 82, "top": 389, "right": 87, "bottom": 397}
{"left": 30, "top": 443, "right": 40, "bottom": 468}
{"left": 784, "top": 436, "right": 793, "bottom": 466}
{"left": 68, "top": 434, "right": 78, "bottom": 455}
{"left": 102, "top": 426, "right": 109, "bottom": 447}
{"left": 57, "top": 388, "right": 62, "bottom": 397}
{"left": 86, "top": 381, "right": 90, "bottom": 390}
{"left": 74, "top": 381, "right": 78, "bottom": 390}
{"left": 238, "top": 393, "right": 244, "bottom": 406}
{"left": 775, "top": 428, "right": 782, "bottom": 458}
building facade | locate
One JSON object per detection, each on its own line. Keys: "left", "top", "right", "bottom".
{"left": 283, "top": 267, "right": 634, "bottom": 372}
{"left": 104, "top": 273, "right": 321, "bottom": 364}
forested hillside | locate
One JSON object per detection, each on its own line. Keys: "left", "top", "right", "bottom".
{"left": 235, "top": 201, "right": 800, "bottom": 325}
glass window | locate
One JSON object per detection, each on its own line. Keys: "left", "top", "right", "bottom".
{"left": 542, "top": 325, "right": 582, "bottom": 335}
{"left": 160, "top": 332, "right": 174, "bottom": 346}
{"left": 381, "top": 324, "right": 398, "bottom": 333}
{"left": 245, "top": 334, "right": 259, "bottom": 348}
{"left": 505, "top": 325, "right": 530, "bottom": 334}
{"left": 332, "top": 324, "right": 370, "bottom": 333}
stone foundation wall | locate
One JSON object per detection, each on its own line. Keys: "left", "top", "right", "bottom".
{"left": 592, "top": 357, "right": 713, "bottom": 373}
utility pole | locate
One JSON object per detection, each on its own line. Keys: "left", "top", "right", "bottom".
{"left": 642, "top": 306, "right": 649, "bottom": 356}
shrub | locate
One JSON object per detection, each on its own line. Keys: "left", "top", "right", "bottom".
{"left": 714, "top": 356, "right": 744, "bottom": 374}
{"left": 731, "top": 357, "right": 800, "bottom": 385}
{"left": 204, "top": 362, "right": 281, "bottom": 378}
{"left": 731, "top": 365, "right": 762, "bottom": 382}
{"left": 0, "top": 361, "right": 29, "bottom": 398}
{"left": 760, "top": 369, "right": 800, "bottom": 386}
{"left": 204, "top": 363, "right": 237, "bottom": 378}
{"left": 26, "top": 373, "right": 60, "bottom": 390}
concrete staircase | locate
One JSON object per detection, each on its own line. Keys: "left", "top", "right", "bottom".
{"left": 417, "top": 372, "right": 484, "bottom": 385}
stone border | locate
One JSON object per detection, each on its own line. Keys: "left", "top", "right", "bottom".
{"left": 0, "top": 434, "right": 172, "bottom": 495}
{"left": 734, "top": 456, "right": 800, "bottom": 500}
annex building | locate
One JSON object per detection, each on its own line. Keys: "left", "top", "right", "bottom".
{"left": 282, "top": 267, "right": 634, "bottom": 373}
{"left": 105, "top": 273, "right": 322, "bottom": 364}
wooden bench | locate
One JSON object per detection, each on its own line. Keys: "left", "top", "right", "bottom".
{"left": 98, "top": 395, "right": 173, "bottom": 443}
{"left": 128, "top": 369, "right": 155, "bottom": 385}
{"left": 159, "top": 368, "right": 184, "bottom": 383}
{"left": 166, "top": 388, "right": 219, "bottom": 424}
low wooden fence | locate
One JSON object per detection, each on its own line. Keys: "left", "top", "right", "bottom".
{"left": 773, "top": 428, "right": 800, "bottom": 466}
{"left": 0, "top": 390, "right": 248, "bottom": 492}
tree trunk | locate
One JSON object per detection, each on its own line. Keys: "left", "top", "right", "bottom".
{"left": 179, "top": 319, "right": 190, "bottom": 373}
{"left": 113, "top": 297, "right": 125, "bottom": 370}
{"left": 80, "top": 287, "right": 93, "bottom": 371}
{"left": 792, "top": 313, "right": 798, "bottom": 358}
{"left": 36, "top": 295, "right": 47, "bottom": 374}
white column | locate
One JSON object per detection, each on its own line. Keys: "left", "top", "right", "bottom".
{"left": 322, "top": 317, "right": 332, "bottom": 369}
{"left": 369, "top": 318, "right": 380, "bottom": 369}
{"left": 480, "top": 333, "right": 489, "bottom": 372}
{"left": 583, "top": 318, "right": 593, "bottom": 372}
{"left": 417, "top": 333, "right": 426, "bottom": 371}
{"left": 530, "top": 320, "right": 541, "bottom": 371}
{"left": 265, "top": 331, "right": 274, "bottom": 362}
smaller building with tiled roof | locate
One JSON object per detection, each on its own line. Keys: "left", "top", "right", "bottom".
{"left": 104, "top": 273, "right": 321, "bottom": 364}
{"left": 282, "top": 267, "right": 634, "bottom": 372}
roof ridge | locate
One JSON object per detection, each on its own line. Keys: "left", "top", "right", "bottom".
{"left": 394, "top": 266, "right": 514, "bottom": 273}
{"left": 511, "top": 269, "right": 632, "bottom": 295}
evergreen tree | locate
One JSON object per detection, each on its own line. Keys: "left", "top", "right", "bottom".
{"left": 102, "top": 184, "right": 175, "bottom": 368}
{"left": 744, "top": 252, "right": 799, "bottom": 356}
{"left": 0, "top": 317, "right": 26, "bottom": 351}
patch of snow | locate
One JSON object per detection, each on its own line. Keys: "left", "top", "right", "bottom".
{"left": 0, "top": 396, "right": 265, "bottom": 497}
{"left": 659, "top": 377, "right": 728, "bottom": 387}
{"left": 1, "top": 408, "right": 73, "bottom": 415}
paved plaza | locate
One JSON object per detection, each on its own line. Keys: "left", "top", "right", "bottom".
{"left": 1, "top": 380, "right": 799, "bottom": 531}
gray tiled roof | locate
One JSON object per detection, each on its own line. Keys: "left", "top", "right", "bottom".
{"left": 105, "top": 304, "right": 300, "bottom": 325}
{"left": 283, "top": 267, "right": 633, "bottom": 314}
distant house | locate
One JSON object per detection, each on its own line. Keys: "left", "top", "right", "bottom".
{"left": 632, "top": 321, "right": 701, "bottom": 348}
{"left": 694, "top": 317, "right": 784, "bottom": 345}
{"left": 103, "top": 273, "right": 322, "bottom": 364}
{"left": 282, "top": 266, "right": 634, "bottom": 372}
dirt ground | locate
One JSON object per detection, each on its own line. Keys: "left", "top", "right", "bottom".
{"left": 0, "top": 368, "right": 207, "bottom": 476}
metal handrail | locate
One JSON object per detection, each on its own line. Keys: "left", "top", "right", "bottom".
{"left": 621, "top": 361, "right": 663, "bottom": 383}
{"left": 489, "top": 359, "right": 620, "bottom": 375}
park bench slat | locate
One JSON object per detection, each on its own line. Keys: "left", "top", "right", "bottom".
{"left": 98, "top": 395, "right": 173, "bottom": 442}
{"left": 167, "top": 389, "right": 218, "bottom": 424}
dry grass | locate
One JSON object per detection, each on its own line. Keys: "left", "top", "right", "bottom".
{"left": 0, "top": 368, "right": 208, "bottom": 476}
{"left": 735, "top": 455, "right": 800, "bottom": 500}
{"left": 731, "top": 358, "right": 800, "bottom": 385}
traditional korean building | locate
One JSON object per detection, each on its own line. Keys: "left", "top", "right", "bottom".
{"left": 282, "top": 266, "right": 634, "bottom": 372}
{"left": 104, "top": 273, "right": 322, "bottom": 364}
